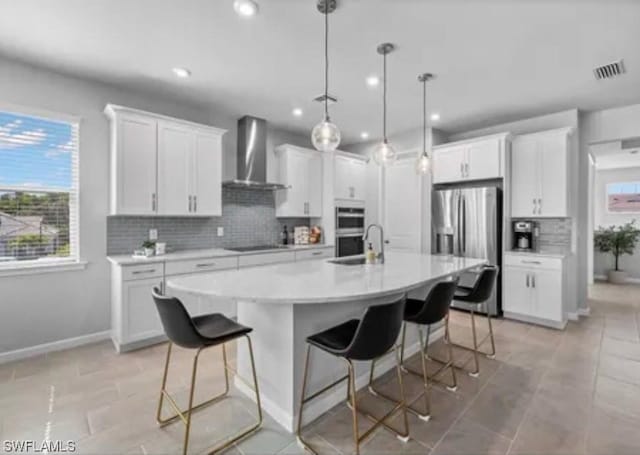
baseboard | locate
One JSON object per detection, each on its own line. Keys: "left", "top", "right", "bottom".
{"left": 503, "top": 311, "right": 566, "bottom": 330}
{"left": 0, "top": 330, "right": 110, "bottom": 365}
{"left": 593, "top": 274, "right": 640, "bottom": 284}
{"left": 577, "top": 307, "right": 591, "bottom": 317}
{"left": 235, "top": 327, "right": 444, "bottom": 432}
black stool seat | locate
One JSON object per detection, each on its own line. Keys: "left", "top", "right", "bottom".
{"left": 307, "top": 319, "right": 359, "bottom": 354}
{"left": 453, "top": 285, "right": 474, "bottom": 301}
{"left": 193, "top": 314, "right": 253, "bottom": 346}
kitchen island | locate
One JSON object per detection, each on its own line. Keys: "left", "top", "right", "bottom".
{"left": 167, "top": 251, "right": 486, "bottom": 431}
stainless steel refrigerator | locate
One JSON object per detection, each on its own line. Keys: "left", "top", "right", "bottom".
{"left": 432, "top": 185, "right": 502, "bottom": 316}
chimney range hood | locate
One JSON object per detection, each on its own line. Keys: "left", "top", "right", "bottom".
{"left": 223, "top": 116, "right": 287, "bottom": 190}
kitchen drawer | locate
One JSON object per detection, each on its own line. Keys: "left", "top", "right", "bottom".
{"left": 295, "top": 247, "right": 334, "bottom": 261}
{"left": 504, "top": 254, "right": 563, "bottom": 270}
{"left": 122, "top": 263, "right": 164, "bottom": 281}
{"left": 165, "top": 256, "right": 238, "bottom": 276}
{"left": 238, "top": 251, "right": 296, "bottom": 268}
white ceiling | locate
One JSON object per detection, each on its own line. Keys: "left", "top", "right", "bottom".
{"left": 0, "top": 0, "right": 639, "bottom": 145}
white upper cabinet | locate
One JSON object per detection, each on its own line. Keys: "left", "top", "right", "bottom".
{"left": 105, "top": 105, "right": 226, "bottom": 216}
{"left": 110, "top": 112, "right": 158, "bottom": 215}
{"left": 511, "top": 128, "right": 572, "bottom": 218}
{"left": 432, "top": 134, "right": 507, "bottom": 184}
{"left": 334, "top": 153, "right": 367, "bottom": 201}
{"left": 274, "top": 145, "right": 323, "bottom": 217}
{"left": 157, "top": 121, "right": 192, "bottom": 215}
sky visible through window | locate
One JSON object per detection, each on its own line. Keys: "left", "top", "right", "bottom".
{"left": 0, "top": 111, "right": 74, "bottom": 190}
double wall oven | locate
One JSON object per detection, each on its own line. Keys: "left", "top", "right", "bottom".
{"left": 335, "top": 204, "right": 365, "bottom": 257}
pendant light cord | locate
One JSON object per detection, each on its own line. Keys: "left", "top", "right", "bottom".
{"left": 422, "top": 78, "right": 427, "bottom": 156}
{"left": 324, "top": 4, "right": 329, "bottom": 120}
{"left": 383, "top": 51, "right": 387, "bottom": 141}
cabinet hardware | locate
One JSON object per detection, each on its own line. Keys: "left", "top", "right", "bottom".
{"left": 521, "top": 260, "right": 542, "bottom": 265}
{"left": 194, "top": 195, "right": 197, "bottom": 212}
{"left": 132, "top": 269, "right": 157, "bottom": 275}
{"left": 526, "top": 274, "right": 530, "bottom": 287}
{"left": 188, "top": 195, "right": 192, "bottom": 212}
{"left": 196, "top": 263, "right": 216, "bottom": 268}
{"left": 152, "top": 193, "right": 157, "bottom": 212}
{"left": 531, "top": 275, "right": 536, "bottom": 288}
{"left": 460, "top": 163, "right": 464, "bottom": 177}
{"left": 537, "top": 198, "right": 542, "bottom": 215}
{"left": 532, "top": 198, "right": 536, "bottom": 214}
{"left": 464, "top": 163, "right": 469, "bottom": 177}
{"left": 312, "top": 251, "right": 323, "bottom": 256}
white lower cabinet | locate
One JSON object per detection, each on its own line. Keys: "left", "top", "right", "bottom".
{"left": 110, "top": 247, "right": 334, "bottom": 352}
{"left": 503, "top": 253, "right": 566, "bottom": 329}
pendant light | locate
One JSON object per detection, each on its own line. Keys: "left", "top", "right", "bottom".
{"left": 311, "top": 0, "right": 341, "bottom": 152}
{"left": 372, "top": 43, "right": 397, "bottom": 166}
{"left": 416, "top": 73, "right": 435, "bottom": 174}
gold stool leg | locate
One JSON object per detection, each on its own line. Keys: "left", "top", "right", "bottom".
{"left": 445, "top": 316, "right": 458, "bottom": 390}
{"left": 468, "top": 309, "right": 480, "bottom": 377}
{"left": 347, "top": 360, "right": 361, "bottom": 455}
{"left": 156, "top": 342, "right": 173, "bottom": 424}
{"left": 183, "top": 347, "right": 202, "bottom": 455}
{"left": 296, "top": 345, "right": 313, "bottom": 453}
{"left": 485, "top": 309, "right": 496, "bottom": 359}
{"left": 394, "top": 345, "right": 411, "bottom": 442}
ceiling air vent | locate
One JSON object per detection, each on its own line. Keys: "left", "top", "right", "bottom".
{"left": 593, "top": 59, "right": 625, "bottom": 80}
{"left": 313, "top": 93, "right": 338, "bottom": 104}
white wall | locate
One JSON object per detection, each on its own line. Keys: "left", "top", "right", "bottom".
{"left": 0, "top": 57, "right": 310, "bottom": 355}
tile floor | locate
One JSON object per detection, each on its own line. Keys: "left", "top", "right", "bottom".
{"left": 1, "top": 281, "right": 640, "bottom": 454}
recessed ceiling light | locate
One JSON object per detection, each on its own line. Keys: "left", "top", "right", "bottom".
{"left": 430, "top": 113, "right": 440, "bottom": 121}
{"left": 360, "top": 132, "right": 370, "bottom": 140}
{"left": 172, "top": 67, "right": 191, "bottom": 78}
{"left": 366, "top": 75, "right": 380, "bottom": 88}
{"left": 292, "top": 108, "right": 303, "bottom": 117}
{"left": 234, "top": 0, "right": 258, "bottom": 17}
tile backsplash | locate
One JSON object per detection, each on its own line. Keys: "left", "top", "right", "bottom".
{"left": 107, "top": 187, "right": 310, "bottom": 254}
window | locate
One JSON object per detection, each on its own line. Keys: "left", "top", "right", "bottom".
{"left": 0, "top": 108, "right": 79, "bottom": 265}
{"left": 606, "top": 181, "right": 640, "bottom": 213}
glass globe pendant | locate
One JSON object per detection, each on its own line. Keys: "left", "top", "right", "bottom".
{"left": 312, "top": 117, "right": 341, "bottom": 152}
{"left": 311, "top": 0, "right": 341, "bottom": 152}
{"left": 373, "top": 140, "right": 397, "bottom": 166}
{"left": 372, "top": 43, "right": 397, "bottom": 166}
{"left": 415, "top": 73, "right": 435, "bottom": 175}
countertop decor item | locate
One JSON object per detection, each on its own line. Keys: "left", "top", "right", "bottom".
{"left": 294, "top": 226, "right": 310, "bottom": 245}
{"left": 372, "top": 42, "right": 398, "bottom": 166}
{"left": 311, "top": 0, "right": 341, "bottom": 152}
{"left": 142, "top": 240, "right": 156, "bottom": 257}
{"left": 416, "top": 72, "right": 435, "bottom": 175}
{"left": 594, "top": 220, "right": 640, "bottom": 283}
{"left": 309, "top": 226, "right": 322, "bottom": 244}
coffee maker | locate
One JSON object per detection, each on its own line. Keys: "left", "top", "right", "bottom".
{"left": 512, "top": 220, "right": 539, "bottom": 251}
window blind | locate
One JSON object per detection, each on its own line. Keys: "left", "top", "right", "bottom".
{"left": 0, "top": 109, "right": 80, "bottom": 263}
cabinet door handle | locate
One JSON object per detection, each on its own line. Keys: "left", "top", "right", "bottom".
{"left": 132, "top": 268, "right": 157, "bottom": 275}
{"left": 537, "top": 198, "right": 542, "bottom": 215}
{"left": 465, "top": 163, "right": 469, "bottom": 177}
{"left": 152, "top": 193, "right": 157, "bottom": 212}
{"left": 312, "top": 251, "right": 323, "bottom": 256}
{"left": 531, "top": 274, "right": 536, "bottom": 288}
{"left": 188, "top": 195, "right": 192, "bottom": 212}
{"left": 194, "top": 195, "right": 197, "bottom": 213}
{"left": 526, "top": 274, "right": 530, "bottom": 288}
{"left": 460, "top": 163, "right": 464, "bottom": 177}
{"left": 521, "top": 260, "right": 542, "bottom": 265}
{"left": 532, "top": 198, "right": 537, "bottom": 214}
{"left": 195, "top": 262, "right": 216, "bottom": 268}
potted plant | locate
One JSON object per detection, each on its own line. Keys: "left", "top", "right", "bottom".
{"left": 142, "top": 240, "right": 156, "bottom": 257}
{"left": 594, "top": 221, "right": 640, "bottom": 284}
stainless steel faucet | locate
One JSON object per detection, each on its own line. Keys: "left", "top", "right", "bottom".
{"left": 363, "top": 224, "right": 385, "bottom": 264}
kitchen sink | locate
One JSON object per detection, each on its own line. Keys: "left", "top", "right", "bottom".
{"left": 328, "top": 257, "right": 369, "bottom": 266}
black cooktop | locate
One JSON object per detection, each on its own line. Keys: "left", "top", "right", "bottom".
{"left": 226, "top": 245, "right": 288, "bottom": 252}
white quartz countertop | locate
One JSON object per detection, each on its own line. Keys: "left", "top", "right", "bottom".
{"left": 167, "top": 252, "right": 487, "bottom": 304}
{"left": 506, "top": 250, "right": 571, "bottom": 259}
{"left": 107, "top": 244, "right": 334, "bottom": 266}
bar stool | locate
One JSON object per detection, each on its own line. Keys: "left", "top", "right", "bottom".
{"left": 368, "top": 279, "right": 459, "bottom": 422}
{"left": 445, "top": 265, "right": 499, "bottom": 377}
{"left": 151, "top": 288, "right": 262, "bottom": 455}
{"left": 296, "top": 297, "right": 410, "bottom": 455}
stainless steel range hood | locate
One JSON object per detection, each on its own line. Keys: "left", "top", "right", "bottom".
{"left": 223, "top": 115, "right": 287, "bottom": 190}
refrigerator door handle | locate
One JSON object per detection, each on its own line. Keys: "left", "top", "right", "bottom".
{"left": 461, "top": 195, "right": 466, "bottom": 254}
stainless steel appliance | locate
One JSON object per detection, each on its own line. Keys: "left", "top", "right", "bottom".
{"left": 512, "top": 220, "right": 539, "bottom": 252}
{"left": 432, "top": 185, "right": 502, "bottom": 316}
{"left": 335, "top": 205, "right": 365, "bottom": 257}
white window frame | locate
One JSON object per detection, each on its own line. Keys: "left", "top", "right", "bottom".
{"left": 0, "top": 103, "right": 86, "bottom": 275}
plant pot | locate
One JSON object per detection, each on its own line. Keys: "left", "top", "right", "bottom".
{"left": 144, "top": 247, "right": 155, "bottom": 257}
{"left": 607, "top": 270, "right": 628, "bottom": 284}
